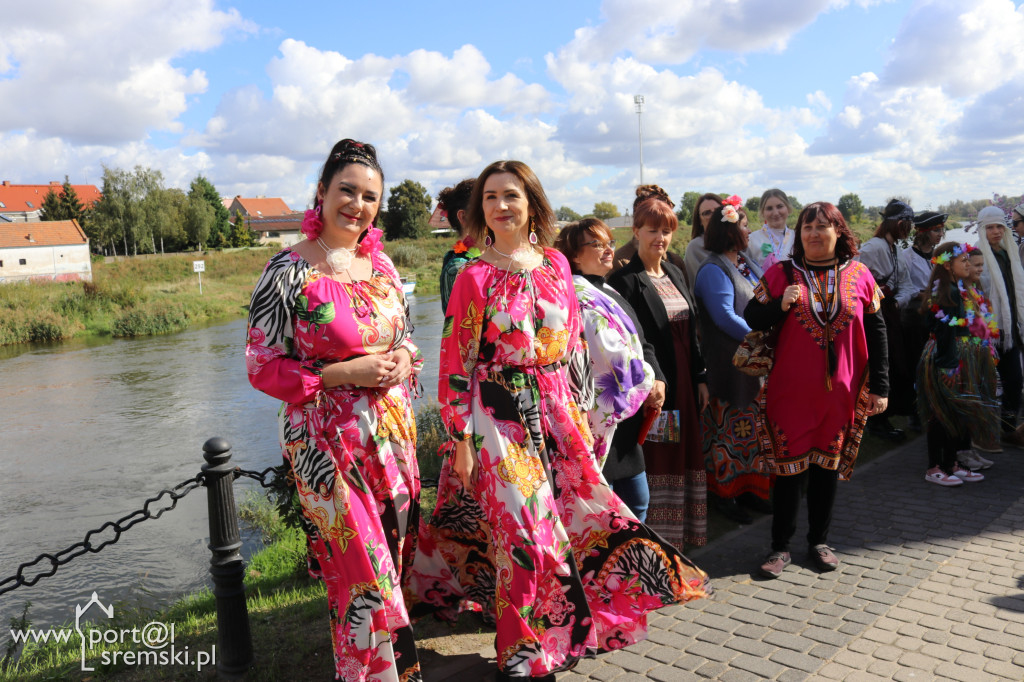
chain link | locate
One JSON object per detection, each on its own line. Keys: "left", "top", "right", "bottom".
{"left": 0, "top": 472, "right": 206, "bottom": 598}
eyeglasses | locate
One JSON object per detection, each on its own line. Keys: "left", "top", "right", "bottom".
{"left": 700, "top": 209, "right": 715, "bottom": 218}
{"left": 582, "top": 239, "right": 616, "bottom": 251}
{"left": 1014, "top": 219, "right": 1024, "bottom": 228}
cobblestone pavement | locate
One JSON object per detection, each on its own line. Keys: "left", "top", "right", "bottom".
{"left": 428, "top": 436, "right": 1024, "bottom": 681}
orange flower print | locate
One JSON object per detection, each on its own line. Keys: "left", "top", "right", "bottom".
{"left": 497, "top": 441, "right": 547, "bottom": 497}
{"left": 534, "top": 327, "right": 569, "bottom": 365}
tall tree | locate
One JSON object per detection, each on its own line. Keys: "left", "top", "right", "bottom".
{"left": 229, "top": 215, "right": 255, "bottom": 247}
{"left": 677, "top": 191, "right": 701, "bottom": 226}
{"left": 593, "top": 202, "right": 620, "bottom": 221}
{"left": 189, "top": 175, "right": 230, "bottom": 247}
{"left": 39, "top": 188, "right": 66, "bottom": 221}
{"left": 556, "top": 206, "right": 581, "bottom": 222}
{"left": 744, "top": 196, "right": 761, "bottom": 214}
{"left": 184, "top": 195, "right": 215, "bottom": 250}
{"left": 89, "top": 166, "right": 164, "bottom": 256}
{"left": 383, "top": 179, "right": 432, "bottom": 240}
{"left": 837, "top": 193, "right": 864, "bottom": 223}
{"left": 59, "top": 176, "right": 86, "bottom": 226}
{"left": 142, "top": 187, "right": 188, "bottom": 253}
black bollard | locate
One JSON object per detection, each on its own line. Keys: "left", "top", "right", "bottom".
{"left": 202, "top": 437, "right": 254, "bottom": 677}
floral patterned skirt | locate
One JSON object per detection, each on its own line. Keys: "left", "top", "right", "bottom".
{"left": 408, "top": 365, "right": 710, "bottom": 677}
{"left": 280, "top": 386, "right": 422, "bottom": 682}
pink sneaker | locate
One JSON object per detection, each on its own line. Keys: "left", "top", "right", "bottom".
{"left": 952, "top": 464, "right": 984, "bottom": 482}
{"left": 925, "top": 467, "right": 963, "bottom": 487}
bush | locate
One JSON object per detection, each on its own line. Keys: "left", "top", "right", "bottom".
{"left": 415, "top": 402, "right": 447, "bottom": 485}
{"left": 111, "top": 303, "right": 189, "bottom": 337}
{"left": 388, "top": 244, "right": 424, "bottom": 268}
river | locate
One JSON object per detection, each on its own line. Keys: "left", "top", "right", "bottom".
{"left": 0, "top": 294, "right": 444, "bottom": 631}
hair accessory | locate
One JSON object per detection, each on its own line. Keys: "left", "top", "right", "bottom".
{"left": 723, "top": 195, "right": 742, "bottom": 208}
{"left": 722, "top": 205, "right": 740, "bottom": 224}
{"left": 301, "top": 206, "right": 324, "bottom": 240}
{"left": 528, "top": 218, "right": 538, "bottom": 245}
{"left": 931, "top": 243, "right": 970, "bottom": 265}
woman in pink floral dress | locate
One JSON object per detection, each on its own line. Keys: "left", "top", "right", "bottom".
{"left": 407, "top": 160, "right": 709, "bottom": 681}
{"left": 246, "top": 140, "right": 423, "bottom": 681}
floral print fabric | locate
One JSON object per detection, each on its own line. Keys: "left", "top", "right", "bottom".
{"left": 246, "top": 248, "right": 423, "bottom": 682}
{"left": 408, "top": 249, "right": 709, "bottom": 678}
{"left": 572, "top": 275, "right": 654, "bottom": 467}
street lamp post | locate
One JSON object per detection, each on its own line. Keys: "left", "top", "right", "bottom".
{"left": 634, "top": 95, "right": 645, "bottom": 185}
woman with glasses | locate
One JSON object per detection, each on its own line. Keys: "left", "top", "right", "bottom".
{"left": 555, "top": 218, "right": 664, "bottom": 520}
{"left": 682, "top": 192, "right": 726, "bottom": 285}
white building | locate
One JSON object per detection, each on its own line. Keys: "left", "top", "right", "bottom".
{"left": 0, "top": 219, "right": 92, "bottom": 283}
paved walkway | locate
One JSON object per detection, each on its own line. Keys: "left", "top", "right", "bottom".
{"left": 427, "top": 436, "right": 1024, "bottom": 681}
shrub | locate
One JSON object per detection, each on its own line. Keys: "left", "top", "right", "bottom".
{"left": 111, "top": 303, "right": 189, "bottom": 337}
{"left": 415, "top": 402, "right": 447, "bottom": 485}
{"left": 388, "top": 244, "right": 424, "bottom": 268}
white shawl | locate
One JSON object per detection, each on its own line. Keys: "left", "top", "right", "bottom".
{"left": 976, "top": 227, "right": 1024, "bottom": 351}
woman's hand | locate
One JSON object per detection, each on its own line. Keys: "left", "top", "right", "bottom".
{"left": 867, "top": 394, "right": 889, "bottom": 416}
{"left": 453, "top": 439, "right": 478, "bottom": 493}
{"left": 380, "top": 348, "right": 414, "bottom": 388}
{"left": 322, "top": 354, "right": 397, "bottom": 388}
{"left": 697, "top": 382, "right": 710, "bottom": 412}
{"left": 780, "top": 284, "right": 801, "bottom": 312}
{"left": 644, "top": 380, "right": 666, "bottom": 410}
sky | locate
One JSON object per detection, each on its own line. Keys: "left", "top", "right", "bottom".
{"left": 1, "top": 0, "right": 1023, "bottom": 216}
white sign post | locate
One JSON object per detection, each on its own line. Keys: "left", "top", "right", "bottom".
{"left": 193, "top": 260, "right": 205, "bottom": 294}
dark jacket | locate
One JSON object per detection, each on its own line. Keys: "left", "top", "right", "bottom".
{"left": 607, "top": 254, "right": 707, "bottom": 410}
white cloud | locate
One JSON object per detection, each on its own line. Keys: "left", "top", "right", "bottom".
{"left": 0, "top": 0, "right": 253, "bottom": 144}
{"left": 807, "top": 90, "right": 833, "bottom": 111}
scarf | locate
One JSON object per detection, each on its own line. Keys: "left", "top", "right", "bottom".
{"left": 976, "top": 228, "right": 1024, "bottom": 350}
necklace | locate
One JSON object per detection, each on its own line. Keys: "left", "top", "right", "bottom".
{"left": 317, "top": 237, "right": 357, "bottom": 274}
{"left": 802, "top": 259, "right": 841, "bottom": 391}
{"left": 490, "top": 242, "right": 542, "bottom": 270}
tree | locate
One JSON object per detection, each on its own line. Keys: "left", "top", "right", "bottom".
{"left": 745, "top": 196, "right": 761, "bottom": 214}
{"left": 184, "top": 196, "right": 215, "bottom": 250}
{"left": 142, "top": 187, "right": 188, "bottom": 253}
{"left": 677, "top": 192, "right": 700, "bottom": 226}
{"left": 189, "top": 175, "right": 230, "bottom": 247}
{"left": 89, "top": 166, "right": 164, "bottom": 255}
{"left": 384, "top": 179, "right": 432, "bottom": 240}
{"left": 837, "top": 193, "right": 864, "bottom": 223}
{"left": 556, "top": 206, "right": 581, "bottom": 222}
{"left": 593, "top": 202, "right": 620, "bottom": 221}
{"left": 39, "top": 188, "right": 66, "bottom": 221}
{"left": 229, "top": 216, "right": 256, "bottom": 247}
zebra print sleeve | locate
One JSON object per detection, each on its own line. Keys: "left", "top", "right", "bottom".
{"left": 245, "top": 250, "right": 323, "bottom": 404}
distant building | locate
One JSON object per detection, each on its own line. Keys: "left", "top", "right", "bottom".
{"left": 0, "top": 181, "right": 102, "bottom": 222}
{"left": 0, "top": 219, "right": 92, "bottom": 283}
{"left": 248, "top": 213, "right": 304, "bottom": 247}
{"left": 428, "top": 205, "right": 454, "bottom": 236}
{"left": 227, "top": 196, "right": 292, "bottom": 222}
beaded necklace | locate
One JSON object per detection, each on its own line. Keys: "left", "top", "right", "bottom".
{"left": 803, "top": 259, "right": 840, "bottom": 390}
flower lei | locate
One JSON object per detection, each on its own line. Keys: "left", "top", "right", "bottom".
{"left": 930, "top": 280, "right": 1000, "bottom": 349}
{"left": 452, "top": 236, "right": 481, "bottom": 259}
{"left": 721, "top": 194, "right": 742, "bottom": 224}
{"left": 931, "top": 242, "right": 977, "bottom": 265}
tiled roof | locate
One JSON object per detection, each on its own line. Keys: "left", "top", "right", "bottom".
{"left": 0, "top": 219, "right": 88, "bottom": 248}
{"left": 0, "top": 181, "right": 102, "bottom": 212}
{"left": 232, "top": 196, "right": 292, "bottom": 217}
{"left": 246, "top": 213, "right": 304, "bottom": 231}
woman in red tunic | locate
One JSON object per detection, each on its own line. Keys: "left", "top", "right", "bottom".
{"left": 744, "top": 202, "right": 890, "bottom": 578}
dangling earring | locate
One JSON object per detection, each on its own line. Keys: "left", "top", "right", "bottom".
{"left": 315, "top": 201, "right": 322, "bottom": 217}
{"left": 528, "top": 217, "right": 538, "bottom": 245}
{"left": 485, "top": 231, "right": 493, "bottom": 247}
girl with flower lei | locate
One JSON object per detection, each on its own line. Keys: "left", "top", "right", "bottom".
{"left": 916, "top": 242, "right": 999, "bottom": 488}
{"left": 247, "top": 139, "right": 424, "bottom": 681}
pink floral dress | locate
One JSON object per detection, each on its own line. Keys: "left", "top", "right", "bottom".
{"left": 406, "top": 249, "right": 709, "bottom": 678}
{"left": 246, "top": 248, "right": 423, "bottom": 682}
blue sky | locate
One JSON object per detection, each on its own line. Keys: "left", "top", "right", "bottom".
{"left": 1, "top": 0, "right": 1022, "bottom": 216}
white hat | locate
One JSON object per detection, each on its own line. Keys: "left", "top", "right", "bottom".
{"left": 977, "top": 205, "right": 1007, "bottom": 227}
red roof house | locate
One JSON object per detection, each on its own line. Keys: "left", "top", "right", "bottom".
{"left": 0, "top": 181, "right": 102, "bottom": 222}
{"left": 0, "top": 219, "right": 92, "bottom": 283}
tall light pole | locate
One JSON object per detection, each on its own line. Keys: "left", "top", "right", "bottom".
{"left": 634, "top": 95, "right": 645, "bottom": 185}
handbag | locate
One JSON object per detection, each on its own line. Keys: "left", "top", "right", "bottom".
{"left": 643, "top": 409, "right": 681, "bottom": 443}
{"left": 732, "top": 261, "right": 793, "bottom": 377}
{"left": 732, "top": 330, "right": 775, "bottom": 377}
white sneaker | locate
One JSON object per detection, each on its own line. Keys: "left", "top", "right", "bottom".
{"left": 952, "top": 464, "right": 984, "bottom": 482}
{"left": 958, "top": 449, "right": 993, "bottom": 470}
{"left": 925, "top": 468, "right": 963, "bottom": 487}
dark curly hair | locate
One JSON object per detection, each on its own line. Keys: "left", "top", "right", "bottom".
{"left": 313, "top": 138, "right": 385, "bottom": 223}
{"left": 437, "top": 178, "right": 475, "bottom": 235}
{"left": 791, "top": 202, "right": 859, "bottom": 263}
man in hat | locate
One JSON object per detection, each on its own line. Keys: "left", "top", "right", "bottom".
{"left": 899, "top": 211, "right": 948, "bottom": 432}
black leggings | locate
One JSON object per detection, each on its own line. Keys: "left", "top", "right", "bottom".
{"left": 926, "top": 418, "right": 969, "bottom": 473}
{"left": 997, "top": 344, "right": 1023, "bottom": 431}
{"left": 771, "top": 464, "right": 839, "bottom": 552}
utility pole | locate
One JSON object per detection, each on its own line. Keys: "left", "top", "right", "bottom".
{"left": 634, "top": 95, "right": 645, "bottom": 185}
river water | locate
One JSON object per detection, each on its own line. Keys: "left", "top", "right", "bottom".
{"left": 0, "top": 294, "right": 444, "bottom": 630}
